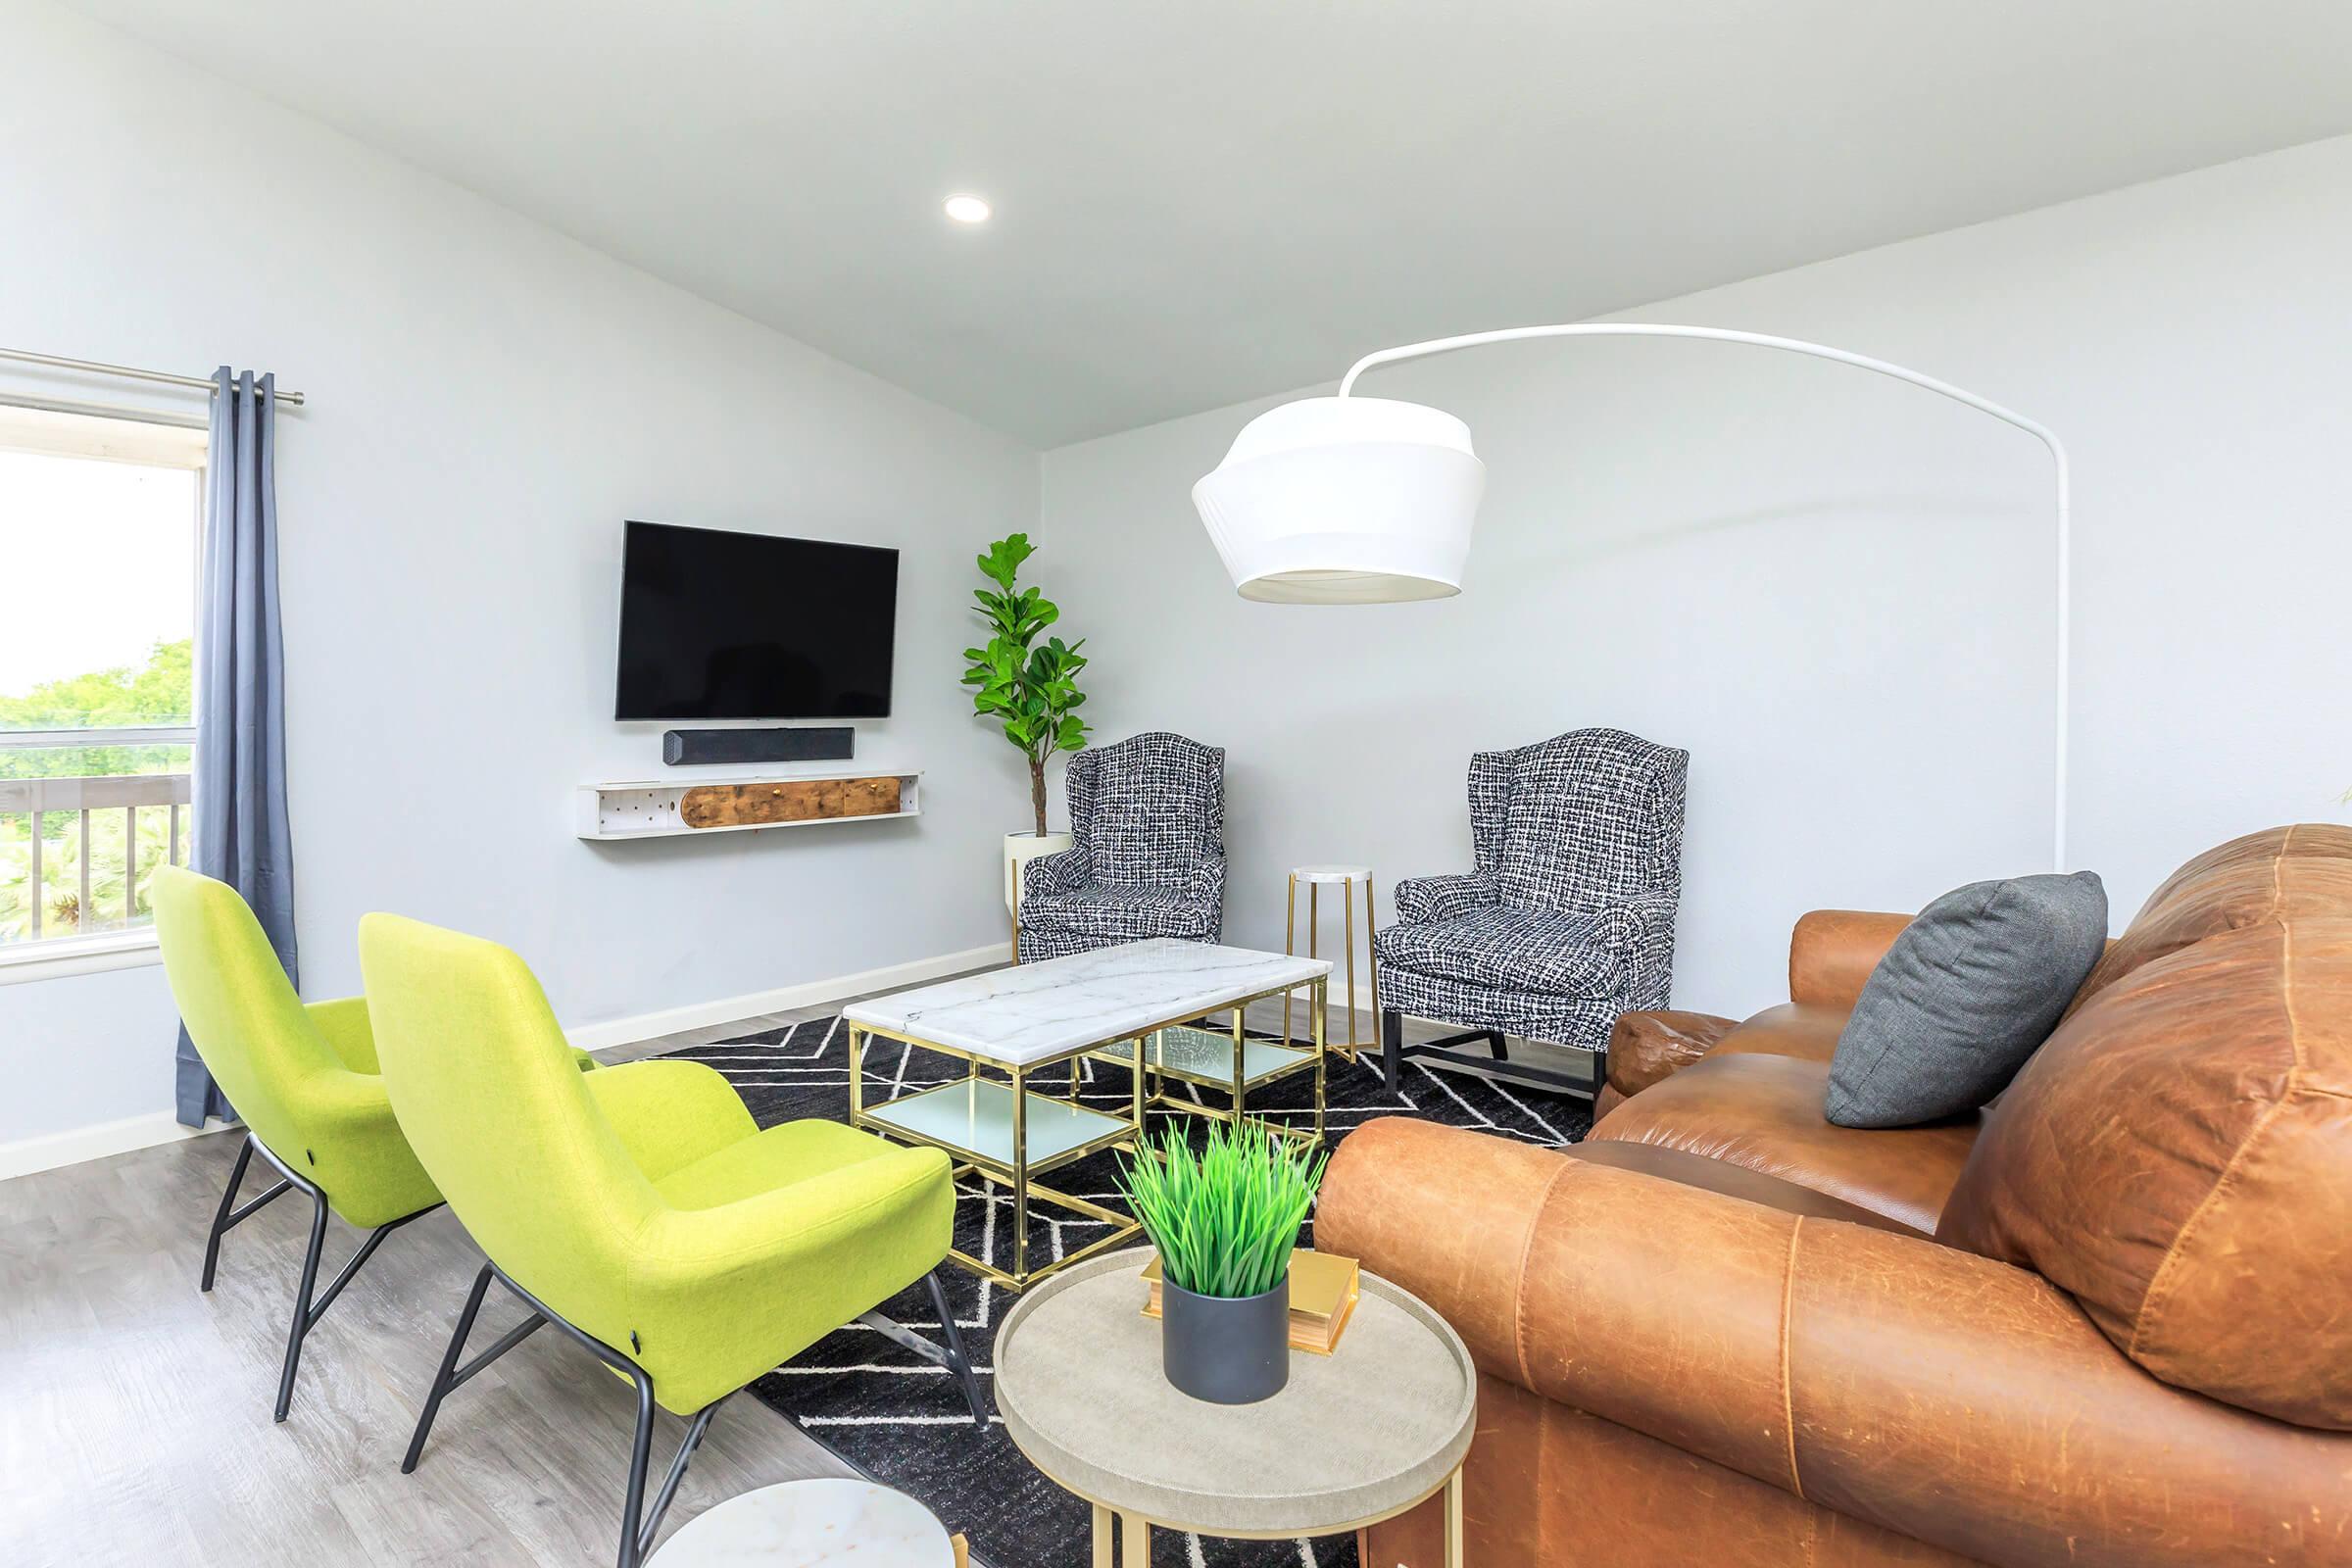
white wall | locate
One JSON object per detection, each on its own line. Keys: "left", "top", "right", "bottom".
{"left": 9, "top": 2, "right": 2351, "bottom": 1157}
{"left": 1040, "top": 135, "right": 2352, "bottom": 1021}
{"left": 0, "top": 2, "right": 1041, "bottom": 1150}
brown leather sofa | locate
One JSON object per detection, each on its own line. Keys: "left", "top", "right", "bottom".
{"left": 1320, "top": 824, "right": 2352, "bottom": 1567}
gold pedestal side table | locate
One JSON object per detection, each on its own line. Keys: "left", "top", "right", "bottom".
{"left": 1287, "top": 864, "right": 1377, "bottom": 1062}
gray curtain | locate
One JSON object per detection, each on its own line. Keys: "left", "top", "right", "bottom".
{"left": 173, "top": 369, "right": 298, "bottom": 1128}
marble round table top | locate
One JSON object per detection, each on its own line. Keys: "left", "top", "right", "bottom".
{"left": 1291, "top": 863, "right": 1372, "bottom": 884}
{"left": 994, "top": 1248, "right": 1476, "bottom": 1536}
{"left": 649, "top": 1478, "right": 956, "bottom": 1566}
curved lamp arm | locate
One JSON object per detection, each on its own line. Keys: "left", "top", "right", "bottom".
{"left": 1341, "top": 322, "right": 2071, "bottom": 871}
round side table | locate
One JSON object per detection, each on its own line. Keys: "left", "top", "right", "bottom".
{"left": 648, "top": 1478, "right": 960, "bottom": 1566}
{"left": 1288, "top": 864, "right": 1378, "bottom": 1061}
{"left": 995, "top": 1248, "right": 1475, "bottom": 1567}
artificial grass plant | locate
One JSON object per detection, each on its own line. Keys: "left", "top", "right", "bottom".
{"left": 1115, "top": 1117, "right": 1327, "bottom": 1298}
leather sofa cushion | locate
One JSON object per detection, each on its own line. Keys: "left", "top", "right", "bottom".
{"left": 1939, "top": 916, "right": 2352, "bottom": 1430}
{"left": 1566, "top": 1140, "right": 1919, "bottom": 1234}
{"left": 1704, "top": 1002, "right": 1845, "bottom": 1065}
{"left": 1605, "top": 1008, "right": 1738, "bottom": 1098}
{"left": 2067, "top": 822, "right": 2352, "bottom": 1015}
{"left": 1587, "top": 1052, "right": 1977, "bottom": 1235}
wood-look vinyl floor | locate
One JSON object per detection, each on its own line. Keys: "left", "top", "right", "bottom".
{"left": 3, "top": 1001, "right": 873, "bottom": 1568}
{"left": 1, "top": 978, "right": 1585, "bottom": 1567}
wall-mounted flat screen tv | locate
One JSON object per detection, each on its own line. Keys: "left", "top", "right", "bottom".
{"left": 614, "top": 520, "right": 899, "bottom": 720}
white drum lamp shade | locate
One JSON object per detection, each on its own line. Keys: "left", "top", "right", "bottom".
{"left": 1184, "top": 320, "right": 2073, "bottom": 869}
{"left": 1191, "top": 396, "right": 1485, "bottom": 604}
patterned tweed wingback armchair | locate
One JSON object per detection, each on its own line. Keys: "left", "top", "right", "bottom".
{"left": 1374, "top": 728, "right": 1688, "bottom": 1096}
{"left": 1018, "top": 731, "right": 1226, "bottom": 962}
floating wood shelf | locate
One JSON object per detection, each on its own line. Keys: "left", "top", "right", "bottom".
{"left": 577, "top": 769, "right": 922, "bottom": 841}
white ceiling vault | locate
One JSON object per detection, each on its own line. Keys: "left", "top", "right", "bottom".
{"left": 62, "top": 0, "right": 2352, "bottom": 447}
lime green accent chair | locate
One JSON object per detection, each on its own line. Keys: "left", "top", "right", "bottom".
{"left": 158, "top": 866, "right": 439, "bottom": 1229}
{"left": 156, "top": 863, "right": 437, "bottom": 1422}
{"left": 154, "top": 865, "right": 596, "bottom": 1423}
{"left": 360, "top": 912, "right": 979, "bottom": 1568}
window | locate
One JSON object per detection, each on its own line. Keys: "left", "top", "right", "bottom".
{"left": 0, "top": 403, "right": 206, "bottom": 965}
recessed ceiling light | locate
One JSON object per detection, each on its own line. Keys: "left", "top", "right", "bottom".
{"left": 943, "top": 193, "right": 993, "bottom": 224}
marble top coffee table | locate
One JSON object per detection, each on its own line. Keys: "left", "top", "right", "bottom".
{"left": 843, "top": 940, "right": 1330, "bottom": 1290}
{"left": 647, "top": 1478, "right": 955, "bottom": 1565}
{"left": 994, "top": 1249, "right": 1476, "bottom": 1566}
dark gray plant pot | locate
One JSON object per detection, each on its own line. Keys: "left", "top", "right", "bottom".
{"left": 1161, "top": 1273, "right": 1290, "bottom": 1404}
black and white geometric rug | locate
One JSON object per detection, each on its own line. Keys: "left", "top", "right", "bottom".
{"left": 660, "top": 1016, "right": 1592, "bottom": 1568}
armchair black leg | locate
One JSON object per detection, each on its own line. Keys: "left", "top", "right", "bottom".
{"left": 1485, "top": 1030, "right": 1510, "bottom": 1061}
{"left": 273, "top": 1187, "right": 331, "bottom": 1422}
{"left": 201, "top": 1136, "right": 254, "bottom": 1292}
{"left": 200, "top": 1134, "right": 293, "bottom": 1293}
{"left": 617, "top": 1367, "right": 659, "bottom": 1568}
{"left": 402, "top": 1262, "right": 758, "bottom": 1568}
{"left": 858, "top": 1269, "right": 990, "bottom": 1428}
{"left": 403, "top": 1263, "right": 497, "bottom": 1473}
{"left": 209, "top": 1135, "right": 436, "bottom": 1423}
{"left": 1382, "top": 1008, "right": 1404, "bottom": 1094}
{"left": 926, "top": 1268, "right": 989, "bottom": 1427}
{"left": 634, "top": 1398, "right": 722, "bottom": 1564}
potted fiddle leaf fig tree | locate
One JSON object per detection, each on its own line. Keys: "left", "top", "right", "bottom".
{"left": 1117, "top": 1119, "right": 1327, "bottom": 1404}
{"left": 960, "top": 533, "right": 1090, "bottom": 919}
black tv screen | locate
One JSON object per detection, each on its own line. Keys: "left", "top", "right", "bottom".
{"left": 614, "top": 521, "right": 899, "bottom": 720}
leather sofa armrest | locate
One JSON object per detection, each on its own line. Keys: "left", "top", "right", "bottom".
{"left": 1605, "top": 1008, "right": 1737, "bottom": 1099}
{"left": 1317, "top": 1117, "right": 2342, "bottom": 1568}
{"left": 1787, "top": 909, "right": 1909, "bottom": 1009}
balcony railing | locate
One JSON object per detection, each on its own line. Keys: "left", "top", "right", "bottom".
{"left": 0, "top": 771, "right": 192, "bottom": 944}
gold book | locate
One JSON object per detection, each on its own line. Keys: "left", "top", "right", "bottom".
{"left": 1141, "top": 1250, "right": 1361, "bottom": 1355}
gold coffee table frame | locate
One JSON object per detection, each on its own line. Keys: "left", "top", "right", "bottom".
{"left": 1086, "top": 976, "right": 1330, "bottom": 1151}
{"left": 846, "top": 974, "right": 1326, "bottom": 1292}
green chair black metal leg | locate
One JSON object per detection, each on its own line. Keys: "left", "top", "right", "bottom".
{"left": 404, "top": 1261, "right": 720, "bottom": 1568}
{"left": 404, "top": 1260, "right": 985, "bottom": 1568}
{"left": 201, "top": 1135, "right": 288, "bottom": 1291}
{"left": 200, "top": 1132, "right": 436, "bottom": 1422}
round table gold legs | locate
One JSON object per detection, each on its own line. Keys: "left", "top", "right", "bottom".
{"left": 1091, "top": 1503, "right": 1149, "bottom": 1566}
{"left": 1081, "top": 1465, "right": 1464, "bottom": 1565}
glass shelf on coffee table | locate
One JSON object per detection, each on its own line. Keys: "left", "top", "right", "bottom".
{"left": 1091, "top": 1018, "right": 1327, "bottom": 1149}
{"left": 842, "top": 939, "right": 1331, "bottom": 1291}
{"left": 860, "top": 1078, "right": 1141, "bottom": 1176}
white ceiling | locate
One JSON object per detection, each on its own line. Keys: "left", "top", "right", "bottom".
{"left": 63, "top": 0, "right": 2352, "bottom": 446}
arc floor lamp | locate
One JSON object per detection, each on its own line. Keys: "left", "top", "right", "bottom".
{"left": 1192, "top": 322, "right": 2072, "bottom": 867}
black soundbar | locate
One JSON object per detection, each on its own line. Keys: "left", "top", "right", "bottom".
{"left": 662, "top": 727, "right": 856, "bottom": 766}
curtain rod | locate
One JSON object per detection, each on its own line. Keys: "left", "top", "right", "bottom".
{"left": 0, "top": 345, "right": 306, "bottom": 407}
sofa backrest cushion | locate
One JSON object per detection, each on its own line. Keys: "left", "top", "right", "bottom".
{"left": 1490, "top": 728, "right": 1688, "bottom": 914}
{"left": 2066, "top": 823, "right": 2352, "bottom": 1014}
{"left": 1938, "top": 914, "right": 2352, "bottom": 1429}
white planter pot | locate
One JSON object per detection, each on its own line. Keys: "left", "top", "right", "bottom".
{"left": 1004, "top": 830, "right": 1074, "bottom": 917}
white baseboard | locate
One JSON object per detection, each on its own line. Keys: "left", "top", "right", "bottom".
{"left": 563, "top": 939, "right": 1014, "bottom": 1054}
{"left": 0, "top": 940, "right": 1016, "bottom": 1185}
{"left": 0, "top": 1108, "right": 220, "bottom": 1184}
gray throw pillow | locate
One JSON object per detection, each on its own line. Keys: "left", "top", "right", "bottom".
{"left": 1825, "top": 871, "right": 2108, "bottom": 1129}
